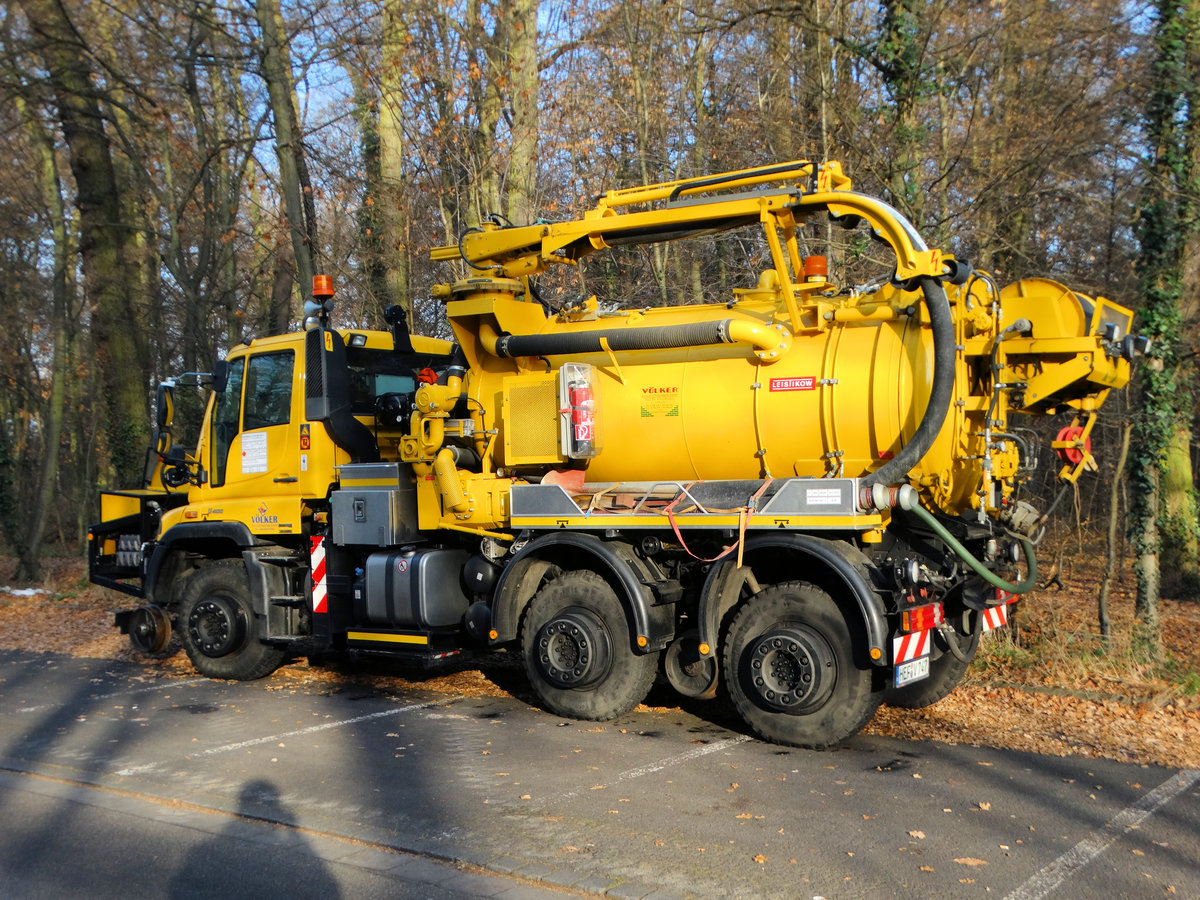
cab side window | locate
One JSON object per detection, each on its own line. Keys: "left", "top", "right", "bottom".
{"left": 243, "top": 351, "right": 294, "bottom": 431}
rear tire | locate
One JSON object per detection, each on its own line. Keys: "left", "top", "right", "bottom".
{"left": 521, "top": 571, "right": 658, "bottom": 721}
{"left": 179, "top": 562, "right": 286, "bottom": 681}
{"left": 722, "top": 582, "right": 882, "bottom": 748}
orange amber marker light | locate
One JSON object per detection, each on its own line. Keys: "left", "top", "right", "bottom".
{"left": 312, "top": 274, "right": 334, "bottom": 297}
{"left": 637, "top": 635, "right": 648, "bottom": 648}
{"left": 870, "top": 647, "right": 883, "bottom": 661}
{"left": 488, "top": 629, "right": 499, "bottom": 641}
{"left": 803, "top": 255, "right": 829, "bottom": 282}
{"left": 698, "top": 642, "right": 711, "bottom": 656}
{"left": 184, "top": 509, "right": 199, "bottom": 519}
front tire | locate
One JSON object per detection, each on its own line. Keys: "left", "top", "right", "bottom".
{"left": 179, "top": 562, "right": 286, "bottom": 681}
{"left": 723, "top": 582, "right": 882, "bottom": 748}
{"left": 521, "top": 571, "right": 658, "bottom": 721}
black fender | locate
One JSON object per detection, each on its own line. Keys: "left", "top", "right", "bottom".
{"left": 698, "top": 533, "right": 889, "bottom": 667}
{"left": 489, "top": 532, "right": 672, "bottom": 654}
{"left": 145, "top": 522, "right": 258, "bottom": 610}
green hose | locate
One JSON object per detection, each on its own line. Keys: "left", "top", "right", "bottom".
{"left": 899, "top": 490, "right": 1038, "bottom": 595}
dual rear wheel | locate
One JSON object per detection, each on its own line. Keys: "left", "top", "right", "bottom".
{"left": 519, "top": 573, "right": 885, "bottom": 748}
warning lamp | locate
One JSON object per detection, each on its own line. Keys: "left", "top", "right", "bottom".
{"left": 803, "top": 255, "right": 829, "bottom": 283}
{"left": 304, "top": 274, "right": 336, "bottom": 331}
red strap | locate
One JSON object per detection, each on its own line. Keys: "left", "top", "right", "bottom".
{"left": 664, "top": 479, "right": 773, "bottom": 564}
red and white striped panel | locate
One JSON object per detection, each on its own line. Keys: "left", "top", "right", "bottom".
{"left": 982, "top": 604, "right": 1008, "bottom": 631}
{"left": 310, "top": 535, "right": 327, "bottom": 614}
{"left": 893, "top": 629, "right": 930, "bottom": 665}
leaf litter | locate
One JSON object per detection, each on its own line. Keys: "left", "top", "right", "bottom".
{"left": 2, "top": 554, "right": 1197, "bottom": 769}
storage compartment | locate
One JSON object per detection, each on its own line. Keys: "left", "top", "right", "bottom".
{"left": 355, "top": 549, "right": 471, "bottom": 630}
{"left": 331, "top": 463, "right": 417, "bottom": 545}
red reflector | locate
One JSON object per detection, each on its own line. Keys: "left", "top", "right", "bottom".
{"left": 902, "top": 602, "right": 944, "bottom": 633}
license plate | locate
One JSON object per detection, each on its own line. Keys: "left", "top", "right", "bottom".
{"left": 894, "top": 655, "right": 930, "bottom": 688}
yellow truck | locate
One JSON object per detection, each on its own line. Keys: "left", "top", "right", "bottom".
{"left": 89, "top": 160, "right": 1142, "bottom": 747}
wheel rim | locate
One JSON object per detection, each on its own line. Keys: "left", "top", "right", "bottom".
{"left": 129, "top": 604, "right": 171, "bottom": 655}
{"left": 744, "top": 625, "right": 837, "bottom": 714}
{"left": 533, "top": 607, "right": 613, "bottom": 689}
{"left": 187, "top": 595, "right": 246, "bottom": 658}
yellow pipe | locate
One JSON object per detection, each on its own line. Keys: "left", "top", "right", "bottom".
{"left": 828, "top": 305, "right": 907, "bottom": 323}
{"left": 724, "top": 320, "right": 790, "bottom": 361}
{"left": 478, "top": 317, "right": 789, "bottom": 361}
{"left": 433, "top": 448, "right": 470, "bottom": 513}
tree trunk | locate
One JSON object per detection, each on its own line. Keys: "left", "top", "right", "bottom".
{"left": 1160, "top": 424, "right": 1200, "bottom": 596}
{"left": 255, "top": 0, "right": 317, "bottom": 306}
{"left": 379, "top": 0, "right": 411, "bottom": 319}
{"left": 1097, "top": 423, "right": 1132, "bottom": 644}
{"left": 19, "top": 0, "right": 150, "bottom": 487}
{"left": 505, "top": 0, "right": 539, "bottom": 227}
{"left": 1134, "top": 460, "right": 1162, "bottom": 658}
{"left": 12, "top": 98, "right": 73, "bottom": 581}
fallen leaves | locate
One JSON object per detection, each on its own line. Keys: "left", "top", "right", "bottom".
{"left": 954, "top": 857, "right": 989, "bottom": 867}
{"left": 5, "top": 556, "right": 1200, "bottom": 770}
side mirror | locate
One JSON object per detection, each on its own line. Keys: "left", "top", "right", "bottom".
{"left": 212, "top": 359, "right": 229, "bottom": 394}
{"left": 155, "top": 382, "right": 175, "bottom": 431}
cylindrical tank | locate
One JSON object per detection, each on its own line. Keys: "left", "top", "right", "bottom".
{"left": 467, "top": 291, "right": 946, "bottom": 489}
{"left": 456, "top": 275, "right": 1129, "bottom": 516}
{"left": 580, "top": 312, "right": 932, "bottom": 486}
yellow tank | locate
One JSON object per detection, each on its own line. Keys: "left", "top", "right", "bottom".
{"left": 447, "top": 273, "right": 1131, "bottom": 517}
{"left": 420, "top": 160, "right": 1135, "bottom": 529}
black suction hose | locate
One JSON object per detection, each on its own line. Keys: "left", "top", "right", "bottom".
{"left": 865, "top": 276, "right": 955, "bottom": 488}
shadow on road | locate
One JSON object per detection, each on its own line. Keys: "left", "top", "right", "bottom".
{"left": 167, "top": 779, "right": 341, "bottom": 900}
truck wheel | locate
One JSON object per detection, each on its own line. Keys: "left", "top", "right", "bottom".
{"left": 179, "top": 562, "right": 286, "bottom": 681}
{"left": 521, "top": 570, "right": 658, "bottom": 721}
{"left": 885, "top": 622, "right": 980, "bottom": 709}
{"left": 723, "top": 582, "right": 881, "bottom": 749}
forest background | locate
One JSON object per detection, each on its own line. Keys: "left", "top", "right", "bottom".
{"left": 1, "top": 0, "right": 1198, "bottom": 657}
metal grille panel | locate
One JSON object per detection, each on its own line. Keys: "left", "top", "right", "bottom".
{"left": 503, "top": 376, "right": 562, "bottom": 465}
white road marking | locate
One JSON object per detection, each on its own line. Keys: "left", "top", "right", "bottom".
{"left": 1005, "top": 768, "right": 1200, "bottom": 900}
{"left": 16, "top": 678, "right": 208, "bottom": 714}
{"left": 530, "top": 735, "right": 752, "bottom": 808}
{"left": 113, "top": 697, "right": 461, "bottom": 777}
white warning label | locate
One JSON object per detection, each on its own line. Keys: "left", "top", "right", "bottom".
{"left": 241, "top": 431, "right": 268, "bottom": 474}
{"left": 805, "top": 487, "right": 843, "bottom": 506}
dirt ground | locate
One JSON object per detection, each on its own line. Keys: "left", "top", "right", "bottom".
{"left": 2, "top": 553, "right": 1197, "bottom": 770}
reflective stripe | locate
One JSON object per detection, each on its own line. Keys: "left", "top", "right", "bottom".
{"left": 310, "top": 535, "right": 327, "bottom": 613}
{"left": 892, "top": 629, "right": 930, "bottom": 664}
{"left": 982, "top": 604, "right": 1008, "bottom": 631}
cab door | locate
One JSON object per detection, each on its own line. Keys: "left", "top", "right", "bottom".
{"left": 205, "top": 348, "right": 316, "bottom": 536}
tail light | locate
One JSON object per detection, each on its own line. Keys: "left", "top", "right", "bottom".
{"left": 901, "top": 602, "right": 944, "bottom": 634}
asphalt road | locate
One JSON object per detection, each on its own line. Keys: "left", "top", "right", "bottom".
{"left": 1, "top": 648, "right": 1197, "bottom": 899}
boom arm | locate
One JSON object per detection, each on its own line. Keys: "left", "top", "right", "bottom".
{"left": 431, "top": 160, "right": 949, "bottom": 286}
